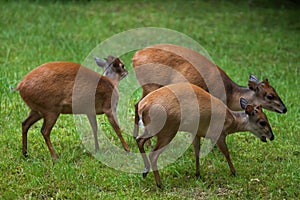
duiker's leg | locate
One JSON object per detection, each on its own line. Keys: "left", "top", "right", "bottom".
{"left": 87, "top": 114, "right": 99, "bottom": 152}
{"left": 41, "top": 113, "right": 59, "bottom": 159}
{"left": 22, "top": 110, "right": 42, "bottom": 157}
{"left": 105, "top": 111, "right": 130, "bottom": 152}
{"left": 133, "top": 101, "right": 140, "bottom": 138}
{"left": 136, "top": 129, "right": 152, "bottom": 178}
{"left": 216, "top": 136, "right": 236, "bottom": 175}
{"left": 192, "top": 135, "right": 201, "bottom": 178}
{"left": 149, "top": 134, "right": 176, "bottom": 188}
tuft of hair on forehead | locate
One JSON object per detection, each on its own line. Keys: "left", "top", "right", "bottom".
{"left": 106, "top": 55, "right": 118, "bottom": 63}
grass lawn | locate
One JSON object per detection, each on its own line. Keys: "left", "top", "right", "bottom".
{"left": 0, "top": 0, "right": 299, "bottom": 199}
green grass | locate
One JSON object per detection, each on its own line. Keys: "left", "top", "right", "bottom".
{"left": 1, "top": 0, "right": 299, "bottom": 199}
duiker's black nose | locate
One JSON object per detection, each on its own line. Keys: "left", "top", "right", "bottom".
{"left": 270, "top": 134, "right": 275, "bottom": 141}
{"left": 282, "top": 107, "right": 287, "bottom": 113}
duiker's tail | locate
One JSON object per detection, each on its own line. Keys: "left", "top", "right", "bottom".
{"left": 9, "top": 86, "right": 18, "bottom": 91}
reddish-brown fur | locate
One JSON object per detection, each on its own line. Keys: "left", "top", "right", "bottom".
{"left": 132, "top": 44, "right": 287, "bottom": 138}
{"left": 136, "top": 83, "right": 274, "bottom": 188}
{"left": 17, "top": 57, "right": 129, "bottom": 159}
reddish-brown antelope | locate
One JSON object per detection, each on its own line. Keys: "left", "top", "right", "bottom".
{"left": 136, "top": 83, "right": 275, "bottom": 188}
{"left": 132, "top": 44, "right": 287, "bottom": 138}
{"left": 16, "top": 55, "right": 130, "bottom": 159}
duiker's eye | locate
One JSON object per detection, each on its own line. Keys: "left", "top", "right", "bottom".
{"left": 267, "top": 95, "right": 274, "bottom": 100}
{"left": 259, "top": 121, "right": 267, "bottom": 127}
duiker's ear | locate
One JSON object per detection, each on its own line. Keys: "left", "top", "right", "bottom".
{"left": 245, "top": 105, "right": 254, "bottom": 115}
{"left": 248, "top": 74, "right": 259, "bottom": 91}
{"left": 249, "top": 74, "right": 259, "bottom": 83}
{"left": 94, "top": 57, "right": 108, "bottom": 68}
{"left": 262, "top": 78, "right": 270, "bottom": 86}
{"left": 240, "top": 97, "right": 248, "bottom": 110}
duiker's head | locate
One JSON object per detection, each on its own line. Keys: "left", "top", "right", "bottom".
{"left": 248, "top": 74, "right": 287, "bottom": 114}
{"left": 94, "top": 55, "right": 128, "bottom": 82}
{"left": 240, "top": 98, "right": 274, "bottom": 142}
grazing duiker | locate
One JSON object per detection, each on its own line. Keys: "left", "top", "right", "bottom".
{"left": 132, "top": 44, "right": 286, "bottom": 138}
{"left": 136, "top": 83, "right": 274, "bottom": 188}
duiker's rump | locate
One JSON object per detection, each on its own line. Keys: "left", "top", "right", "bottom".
{"left": 16, "top": 55, "right": 129, "bottom": 159}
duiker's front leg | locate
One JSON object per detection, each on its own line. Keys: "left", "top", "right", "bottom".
{"left": 105, "top": 111, "right": 130, "bottom": 152}
{"left": 216, "top": 135, "right": 236, "bottom": 175}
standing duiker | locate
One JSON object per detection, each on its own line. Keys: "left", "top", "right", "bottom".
{"left": 16, "top": 55, "right": 129, "bottom": 159}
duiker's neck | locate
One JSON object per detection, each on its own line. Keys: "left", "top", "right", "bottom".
{"left": 226, "top": 83, "right": 255, "bottom": 111}
{"left": 226, "top": 111, "right": 249, "bottom": 134}
{"left": 103, "top": 73, "right": 120, "bottom": 85}
{"left": 218, "top": 69, "right": 254, "bottom": 111}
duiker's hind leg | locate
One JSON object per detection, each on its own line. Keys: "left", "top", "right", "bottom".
{"left": 149, "top": 133, "right": 177, "bottom": 188}
{"left": 136, "top": 129, "right": 152, "bottom": 178}
{"left": 134, "top": 90, "right": 150, "bottom": 139}
{"left": 22, "top": 110, "right": 42, "bottom": 157}
{"left": 133, "top": 101, "right": 140, "bottom": 138}
{"left": 40, "top": 112, "right": 59, "bottom": 159}
{"left": 192, "top": 135, "right": 201, "bottom": 178}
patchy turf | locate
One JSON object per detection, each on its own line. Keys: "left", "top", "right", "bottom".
{"left": 0, "top": 0, "right": 299, "bottom": 199}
